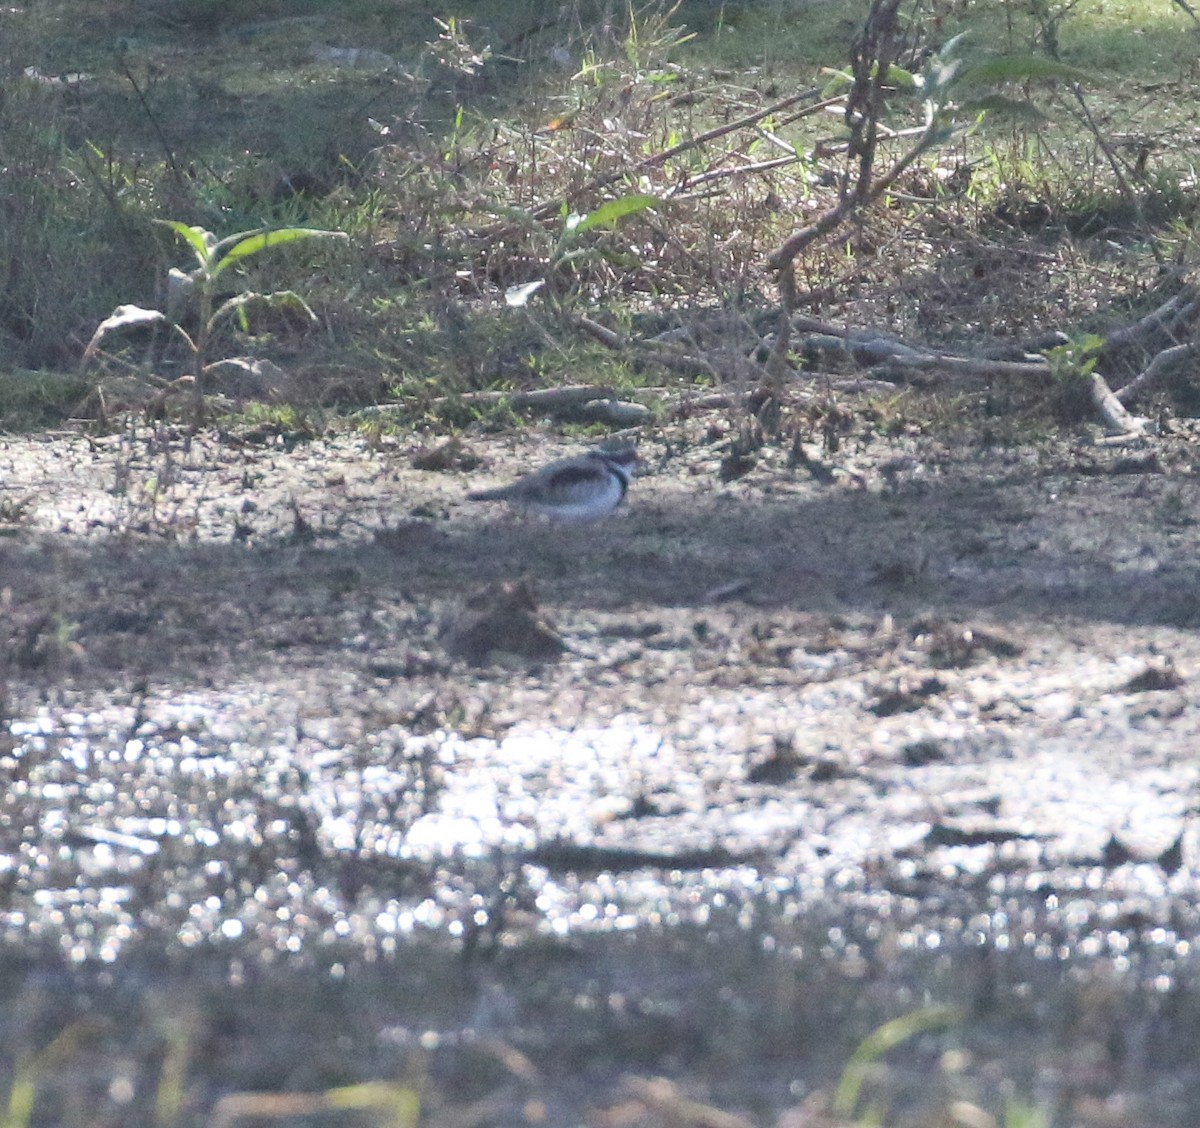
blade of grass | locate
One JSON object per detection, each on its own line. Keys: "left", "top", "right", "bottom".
{"left": 832, "top": 1005, "right": 963, "bottom": 1120}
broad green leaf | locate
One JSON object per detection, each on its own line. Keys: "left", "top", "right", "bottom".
{"left": 957, "top": 55, "right": 1091, "bottom": 86}
{"left": 210, "top": 228, "right": 347, "bottom": 279}
{"left": 885, "top": 63, "right": 918, "bottom": 89}
{"left": 213, "top": 226, "right": 276, "bottom": 255}
{"left": 963, "top": 93, "right": 1050, "bottom": 124}
{"left": 210, "top": 289, "right": 318, "bottom": 330}
{"left": 570, "top": 194, "right": 658, "bottom": 236}
{"left": 820, "top": 67, "right": 854, "bottom": 97}
{"left": 155, "top": 220, "right": 216, "bottom": 269}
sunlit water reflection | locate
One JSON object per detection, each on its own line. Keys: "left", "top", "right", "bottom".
{"left": 5, "top": 685, "right": 1200, "bottom": 978}
{"left": 4, "top": 683, "right": 1200, "bottom": 1125}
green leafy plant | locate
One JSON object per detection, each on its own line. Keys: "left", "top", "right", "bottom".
{"left": 426, "top": 15, "right": 492, "bottom": 77}
{"left": 503, "top": 193, "right": 661, "bottom": 319}
{"left": 1045, "top": 332, "right": 1105, "bottom": 423}
{"left": 82, "top": 221, "right": 347, "bottom": 419}
{"left": 822, "top": 30, "right": 1091, "bottom": 145}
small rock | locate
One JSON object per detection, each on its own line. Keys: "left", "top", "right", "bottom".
{"left": 901, "top": 738, "right": 945, "bottom": 766}
{"left": 867, "top": 675, "right": 945, "bottom": 716}
{"left": 747, "top": 737, "right": 805, "bottom": 784}
{"left": 1122, "top": 657, "right": 1183, "bottom": 693}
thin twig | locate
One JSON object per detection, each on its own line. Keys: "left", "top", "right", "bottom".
{"left": 1068, "top": 83, "right": 1162, "bottom": 266}
{"left": 664, "top": 154, "right": 800, "bottom": 196}
{"left": 120, "top": 62, "right": 186, "bottom": 187}
{"left": 477, "top": 86, "right": 820, "bottom": 241}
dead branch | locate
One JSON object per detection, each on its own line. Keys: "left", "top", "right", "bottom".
{"left": 1113, "top": 341, "right": 1200, "bottom": 406}
{"left": 582, "top": 300, "right": 1064, "bottom": 388}
{"left": 1090, "top": 371, "right": 1148, "bottom": 436}
{"left": 574, "top": 315, "right": 625, "bottom": 349}
{"left": 766, "top": 195, "right": 863, "bottom": 277}
{"left": 765, "top": 114, "right": 942, "bottom": 274}
{"left": 1102, "top": 284, "right": 1200, "bottom": 353}
{"left": 365, "top": 384, "right": 648, "bottom": 424}
{"left": 868, "top": 352, "right": 1051, "bottom": 379}
{"left": 800, "top": 322, "right": 1066, "bottom": 361}
{"left": 664, "top": 153, "right": 801, "bottom": 197}
{"left": 1170, "top": 0, "right": 1200, "bottom": 24}
{"left": 763, "top": 0, "right": 918, "bottom": 382}
{"left": 767, "top": 0, "right": 909, "bottom": 275}
{"left": 980, "top": 331, "right": 1070, "bottom": 360}
{"left": 790, "top": 314, "right": 1056, "bottom": 377}
{"left": 450, "top": 385, "right": 615, "bottom": 409}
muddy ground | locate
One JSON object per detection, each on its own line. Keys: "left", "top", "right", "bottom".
{"left": 3, "top": 403, "right": 1200, "bottom": 1126}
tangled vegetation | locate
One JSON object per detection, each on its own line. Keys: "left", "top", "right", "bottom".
{"left": 1, "top": 0, "right": 1196, "bottom": 437}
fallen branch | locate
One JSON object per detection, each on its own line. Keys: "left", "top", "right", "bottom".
{"left": 361, "top": 384, "right": 649, "bottom": 424}
{"left": 792, "top": 317, "right": 1066, "bottom": 361}
{"left": 868, "top": 352, "right": 1052, "bottom": 380}
{"left": 1113, "top": 341, "right": 1200, "bottom": 406}
{"left": 583, "top": 305, "right": 1061, "bottom": 386}
{"left": 1090, "top": 371, "right": 1148, "bottom": 436}
{"left": 1102, "top": 284, "right": 1199, "bottom": 352}
{"left": 574, "top": 315, "right": 625, "bottom": 349}
{"left": 575, "top": 314, "right": 770, "bottom": 382}
{"left": 457, "top": 385, "right": 616, "bottom": 409}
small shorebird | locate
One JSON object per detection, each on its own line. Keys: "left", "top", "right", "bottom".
{"left": 466, "top": 446, "right": 638, "bottom": 521}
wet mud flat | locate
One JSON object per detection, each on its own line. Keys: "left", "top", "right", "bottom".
{"left": 3, "top": 418, "right": 1200, "bottom": 1124}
